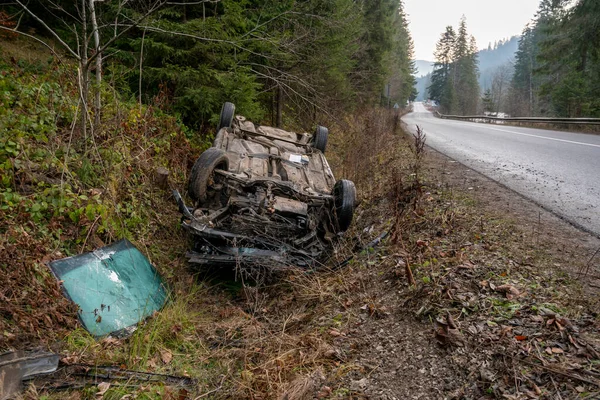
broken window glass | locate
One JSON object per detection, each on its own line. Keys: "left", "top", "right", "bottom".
{"left": 0, "top": 351, "right": 59, "bottom": 400}
{"left": 49, "top": 239, "right": 167, "bottom": 337}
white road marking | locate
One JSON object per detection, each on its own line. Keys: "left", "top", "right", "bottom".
{"left": 481, "top": 126, "right": 600, "bottom": 149}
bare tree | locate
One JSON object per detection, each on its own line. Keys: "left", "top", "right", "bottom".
{"left": 490, "top": 63, "right": 513, "bottom": 115}
{"left": 9, "top": 0, "right": 167, "bottom": 138}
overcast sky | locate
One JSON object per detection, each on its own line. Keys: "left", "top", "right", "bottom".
{"left": 404, "top": 0, "right": 541, "bottom": 60}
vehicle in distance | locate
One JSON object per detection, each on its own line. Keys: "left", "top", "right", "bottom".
{"left": 173, "top": 102, "right": 356, "bottom": 269}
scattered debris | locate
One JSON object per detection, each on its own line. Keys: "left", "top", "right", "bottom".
{"left": 48, "top": 239, "right": 167, "bottom": 337}
{"left": 0, "top": 351, "right": 59, "bottom": 400}
{"left": 27, "top": 364, "right": 197, "bottom": 393}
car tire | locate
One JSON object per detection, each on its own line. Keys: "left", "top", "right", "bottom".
{"left": 189, "top": 148, "right": 229, "bottom": 204}
{"left": 312, "top": 125, "right": 328, "bottom": 153}
{"left": 217, "top": 102, "right": 235, "bottom": 132}
{"left": 333, "top": 179, "right": 355, "bottom": 232}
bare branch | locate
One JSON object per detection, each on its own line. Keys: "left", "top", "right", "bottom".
{"left": 14, "top": 0, "right": 80, "bottom": 59}
{"left": 165, "top": 0, "right": 220, "bottom": 4}
{"left": 86, "top": 0, "right": 167, "bottom": 68}
{"left": 122, "top": 24, "right": 287, "bottom": 62}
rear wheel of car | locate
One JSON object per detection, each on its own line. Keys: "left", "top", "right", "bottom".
{"left": 189, "top": 148, "right": 229, "bottom": 204}
{"left": 312, "top": 125, "right": 328, "bottom": 153}
{"left": 217, "top": 102, "right": 235, "bottom": 132}
{"left": 333, "top": 179, "right": 355, "bottom": 232}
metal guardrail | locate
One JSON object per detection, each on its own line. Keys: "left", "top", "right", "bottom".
{"left": 435, "top": 111, "right": 600, "bottom": 126}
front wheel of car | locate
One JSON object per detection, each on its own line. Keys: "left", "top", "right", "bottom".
{"left": 217, "top": 102, "right": 235, "bottom": 132}
{"left": 189, "top": 148, "right": 229, "bottom": 204}
{"left": 333, "top": 179, "right": 356, "bottom": 232}
{"left": 312, "top": 125, "right": 328, "bottom": 153}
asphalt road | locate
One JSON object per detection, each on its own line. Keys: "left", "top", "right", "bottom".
{"left": 402, "top": 102, "right": 600, "bottom": 236}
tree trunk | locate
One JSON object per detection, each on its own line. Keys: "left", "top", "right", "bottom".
{"left": 89, "top": 0, "right": 101, "bottom": 127}
{"left": 139, "top": 27, "right": 146, "bottom": 107}
{"left": 80, "top": 0, "right": 89, "bottom": 141}
{"left": 276, "top": 85, "right": 283, "bottom": 128}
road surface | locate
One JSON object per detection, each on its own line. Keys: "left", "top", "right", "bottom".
{"left": 402, "top": 102, "right": 600, "bottom": 236}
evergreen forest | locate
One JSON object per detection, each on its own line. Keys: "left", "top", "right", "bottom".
{"left": 427, "top": 16, "right": 480, "bottom": 115}
{"left": 510, "top": 0, "right": 600, "bottom": 118}
{"left": 428, "top": 0, "right": 600, "bottom": 118}
{"left": 0, "top": 0, "right": 417, "bottom": 132}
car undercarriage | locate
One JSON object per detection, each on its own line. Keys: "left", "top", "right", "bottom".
{"left": 174, "top": 102, "right": 356, "bottom": 270}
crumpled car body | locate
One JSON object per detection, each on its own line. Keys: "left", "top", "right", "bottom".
{"left": 174, "top": 102, "right": 355, "bottom": 269}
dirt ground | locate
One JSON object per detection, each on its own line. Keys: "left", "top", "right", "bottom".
{"left": 324, "top": 146, "right": 600, "bottom": 399}
{"left": 425, "top": 147, "right": 600, "bottom": 288}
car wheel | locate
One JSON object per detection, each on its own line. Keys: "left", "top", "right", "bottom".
{"left": 217, "top": 102, "right": 235, "bottom": 132}
{"left": 333, "top": 179, "right": 355, "bottom": 232}
{"left": 312, "top": 125, "right": 328, "bottom": 153}
{"left": 188, "top": 148, "right": 229, "bottom": 204}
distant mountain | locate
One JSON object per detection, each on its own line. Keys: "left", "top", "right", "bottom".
{"left": 413, "top": 36, "right": 520, "bottom": 101}
{"left": 414, "top": 60, "right": 434, "bottom": 77}
{"left": 478, "top": 36, "right": 519, "bottom": 90}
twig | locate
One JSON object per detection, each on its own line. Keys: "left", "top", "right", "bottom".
{"left": 194, "top": 375, "right": 226, "bottom": 399}
{"left": 80, "top": 215, "right": 101, "bottom": 253}
{"left": 580, "top": 245, "right": 600, "bottom": 276}
{"left": 550, "top": 375, "right": 563, "bottom": 400}
{"left": 523, "top": 359, "right": 600, "bottom": 387}
{"left": 405, "top": 259, "right": 416, "bottom": 286}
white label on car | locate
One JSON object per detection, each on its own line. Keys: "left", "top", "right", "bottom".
{"left": 289, "top": 154, "right": 302, "bottom": 163}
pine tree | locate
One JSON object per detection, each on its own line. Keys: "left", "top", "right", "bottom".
{"left": 387, "top": 1, "right": 417, "bottom": 107}
{"left": 428, "top": 17, "right": 479, "bottom": 115}
{"left": 509, "top": 25, "right": 540, "bottom": 116}
{"left": 428, "top": 26, "right": 456, "bottom": 112}
{"left": 482, "top": 89, "right": 494, "bottom": 113}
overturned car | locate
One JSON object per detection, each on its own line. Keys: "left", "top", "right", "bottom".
{"left": 174, "top": 102, "right": 356, "bottom": 269}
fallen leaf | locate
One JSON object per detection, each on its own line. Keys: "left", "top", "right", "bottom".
{"left": 329, "top": 329, "right": 341, "bottom": 337}
{"left": 545, "top": 347, "right": 553, "bottom": 355}
{"left": 61, "top": 354, "right": 80, "bottom": 365}
{"left": 96, "top": 382, "right": 110, "bottom": 397}
{"left": 176, "top": 389, "right": 189, "bottom": 400}
{"left": 530, "top": 315, "right": 544, "bottom": 323}
{"left": 160, "top": 349, "right": 173, "bottom": 364}
{"left": 171, "top": 324, "right": 183, "bottom": 335}
{"left": 500, "top": 325, "right": 513, "bottom": 337}
{"left": 495, "top": 284, "right": 520, "bottom": 300}
{"left": 551, "top": 347, "right": 564, "bottom": 354}
{"left": 317, "top": 386, "right": 332, "bottom": 398}
{"left": 147, "top": 357, "right": 158, "bottom": 369}
{"left": 101, "top": 337, "right": 121, "bottom": 348}
{"left": 458, "top": 260, "right": 475, "bottom": 269}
